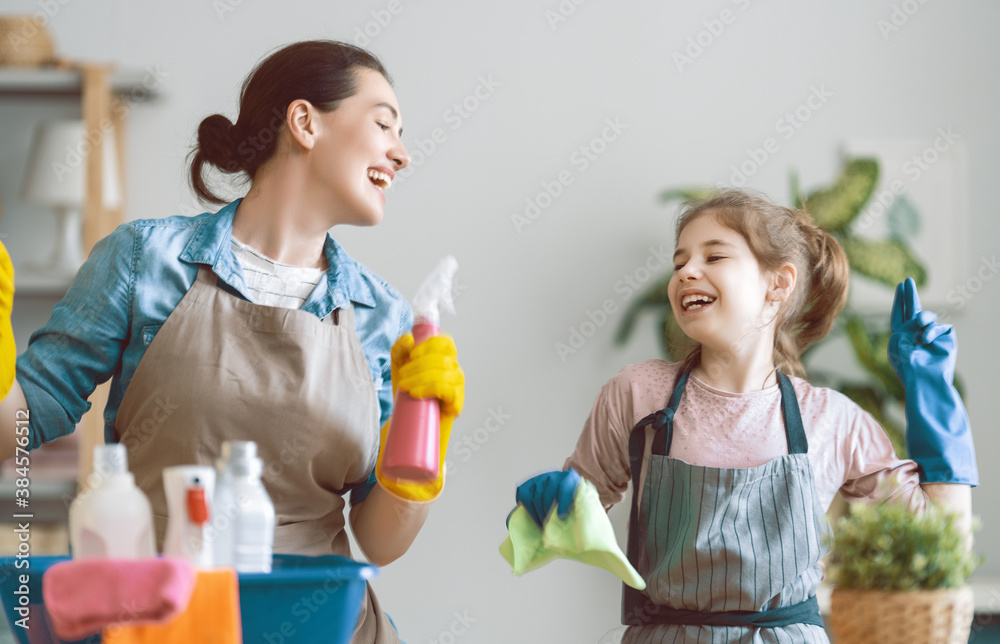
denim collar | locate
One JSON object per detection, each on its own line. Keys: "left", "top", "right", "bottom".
{"left": 178, "top": 199, "right": 376, "bottom": 316}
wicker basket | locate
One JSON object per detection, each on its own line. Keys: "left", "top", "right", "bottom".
{"left": 828, "top": 586, "right": 974, "bottom": 644}
{"left": 0, "top": 15, "right": 56, "bottom": 67}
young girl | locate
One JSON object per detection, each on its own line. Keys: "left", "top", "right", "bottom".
{"left": 0, "top": 41, "right": 463, "bottom": 643}
{"left": 515, "top": 189, "right": 976, "bottom": 643}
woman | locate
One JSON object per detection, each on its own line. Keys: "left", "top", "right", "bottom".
{"left": 0, "top": 40, "right": 463, "bottom": 643}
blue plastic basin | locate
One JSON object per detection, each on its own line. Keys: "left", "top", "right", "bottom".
{"left": 0, "top": 554, "right": 376, "bottom": 644}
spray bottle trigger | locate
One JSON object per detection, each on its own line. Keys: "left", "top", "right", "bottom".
{"left": 186, "top": 483, "right": 210, "bottom": 526}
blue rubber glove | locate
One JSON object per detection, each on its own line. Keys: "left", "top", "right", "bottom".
{"left": 888, "top": 278, "right": 978, "bottom": 485}
{"left": 510, "top": 468, "right": 582, "bottom": 528}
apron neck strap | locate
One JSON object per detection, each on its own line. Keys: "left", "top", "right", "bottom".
{"left": 196, "top": 265, "right": 216, "bottom": 284}
{"left": 776, "top": 371, "right": 808, "bottom": 455}
{"left": 639, "top": 364, "right": 808, "bottom": 458}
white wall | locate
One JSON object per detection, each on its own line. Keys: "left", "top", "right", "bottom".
{"left": 1, "top": 1, "right": 998, "bottom": 642}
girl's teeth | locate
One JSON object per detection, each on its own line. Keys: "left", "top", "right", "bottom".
{"left": 681, "top": 294, "right": 716, "bottom": 310}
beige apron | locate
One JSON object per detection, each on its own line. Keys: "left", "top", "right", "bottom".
{"left": 114, "top": 266, "right": 399, "bottom": 643}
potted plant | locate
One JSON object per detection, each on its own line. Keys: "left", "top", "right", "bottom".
{"left": 826, "top": 496, "right": 982, "bottom": 643}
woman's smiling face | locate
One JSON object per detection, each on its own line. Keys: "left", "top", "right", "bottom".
{"left": 308, "top": 68, "right": 410, "bottom": 226}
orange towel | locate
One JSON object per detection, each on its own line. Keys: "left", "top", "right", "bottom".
{"left": 102, "top": 569, "right": 242, "bottom": 644}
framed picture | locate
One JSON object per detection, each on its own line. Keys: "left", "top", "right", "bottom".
{"left": 840, "top": 136, "right": 969, "bottom": 315}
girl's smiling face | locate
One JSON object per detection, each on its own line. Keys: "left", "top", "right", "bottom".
{"left": 668, "top": 212, "right": 776, "bottom": 352}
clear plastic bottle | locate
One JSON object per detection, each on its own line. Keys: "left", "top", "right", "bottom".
{"left": 211, "top": 441, "right": 275, "bottom": 573}
{"left": 68, "top": 444, "right": 156, "bottom": 559}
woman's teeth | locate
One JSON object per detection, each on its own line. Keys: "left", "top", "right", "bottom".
{"left": 682, "top": 294, "right": 716, "bottom": 311}
{"left": 367, "top": 169, "right": 392, "bottom": 190}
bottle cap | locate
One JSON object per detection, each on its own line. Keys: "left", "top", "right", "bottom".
{"left": 219, "top": 440, "right": 263, "bottom": 477}
{"left": 92, "top": 444, "right": 128, "bottom": 477}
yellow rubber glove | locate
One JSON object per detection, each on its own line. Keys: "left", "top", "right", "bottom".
{"left": 376, "top": 333, "right": 464, "bottom": 502}
{"left": 0, "top": 240, "right": 15, "bottom": 399}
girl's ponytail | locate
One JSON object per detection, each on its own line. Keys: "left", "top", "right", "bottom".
{"left": 794, "top": 221, "right": 849, "bottom": 353}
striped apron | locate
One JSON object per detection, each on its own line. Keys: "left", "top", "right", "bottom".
{"left": 622, "top": 366, "right": 830, "bottom": 643}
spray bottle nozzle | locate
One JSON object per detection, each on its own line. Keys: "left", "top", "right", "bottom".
{"left": 412, "top": 255, "right": 459, "bottom": 326}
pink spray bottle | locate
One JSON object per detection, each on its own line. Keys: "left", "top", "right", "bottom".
{"left": 381, "top": 255, "right": 459, "bottom": 483}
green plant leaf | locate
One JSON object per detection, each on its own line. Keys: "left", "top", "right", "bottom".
{"left": 615, "top": 273, "right": 673, "bottom": 346}
{"left": 839, "top": 383, "right": 906, "bottom": 458}
{"left": 886, "top": 195, "right": 921, "bottom": 241}
{"left": 804, "top": 158, "right": 879, "bottom": 231}
{"left": 789, "top": 169, "right": 804, "bottom": 209}
{"left": 841, "top": 237, "right": 927, "bottom": 288}
{"left": 658, "top": 187, "right": 717, "bottom": 204}
{"left": 843, "top": 315, "right": 905, "bottom": 402}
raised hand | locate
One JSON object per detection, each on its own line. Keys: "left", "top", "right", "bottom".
{"left": 888, "top": 278, "right": 977, "bottom": 485}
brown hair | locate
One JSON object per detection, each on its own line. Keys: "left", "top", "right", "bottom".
{"left": 674, "top": 189, "right": 849, "bottom": 378}
{"left": 188, "top": 40, "right": 391, "bottom": 204}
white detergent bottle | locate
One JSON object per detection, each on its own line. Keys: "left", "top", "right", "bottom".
{"left": 68, "top": 444, "right": 156, "bottom": 559}
{"left": 212, "top": 441, "right": 275, "bottom": 573}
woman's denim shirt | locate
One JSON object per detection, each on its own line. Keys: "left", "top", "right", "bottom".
{"left": 16, "top": 199, "right": 412, "bottom": 503}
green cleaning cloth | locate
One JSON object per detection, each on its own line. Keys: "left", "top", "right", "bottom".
{"left": 499, "top": 479, "right": 646, "bottom": 590}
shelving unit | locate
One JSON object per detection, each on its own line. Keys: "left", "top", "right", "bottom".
{"left": 0, "top": 62, "right": 158, "bottom": 503}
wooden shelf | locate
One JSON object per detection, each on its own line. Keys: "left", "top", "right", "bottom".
{"left": 1, "top": 62, "right": 156, "bottom": 488}
{"left": 0, "top": 65, "right": 158, "bottom": 98}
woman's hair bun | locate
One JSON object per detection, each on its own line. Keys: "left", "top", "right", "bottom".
{"left": 195, "top": 113, "right": 241, "bottom": 174}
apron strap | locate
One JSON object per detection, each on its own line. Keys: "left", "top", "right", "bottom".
{"left": 623, "top": 363, "right": 691, "bottom": 624}
{"left": 196, "top": 264, "right": 245, "bottom": 300}
{"left": 777, "top": 371, "right": 808, "bottom": 455}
